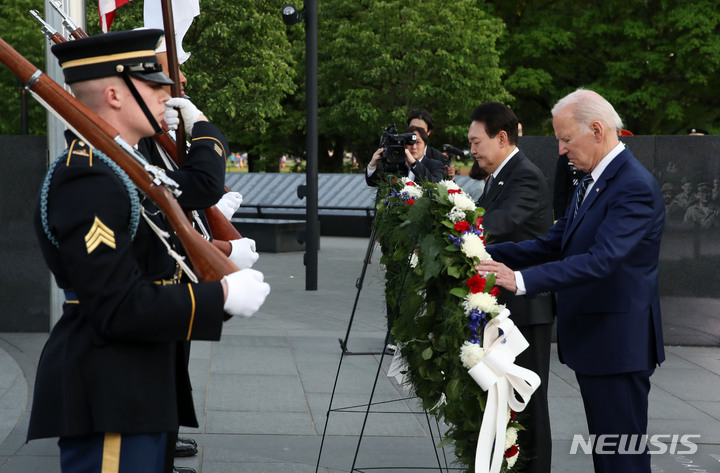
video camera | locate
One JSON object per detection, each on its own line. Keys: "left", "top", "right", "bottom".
{"left": 379, "top": 124, "right": 417, "bottom": 165}
{"left": 443, "top": 144, "right": 473, "bottom": 162}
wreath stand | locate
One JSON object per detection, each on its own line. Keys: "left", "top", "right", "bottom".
{"left": 314, "top": 226, "right": 459, "bottom": 472}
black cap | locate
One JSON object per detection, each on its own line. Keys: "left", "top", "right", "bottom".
{"left": 51, "top": 29, "right": 174, "bottom": 85}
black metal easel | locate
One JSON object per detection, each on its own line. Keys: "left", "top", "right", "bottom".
{"left": 315, "top": 226, "right": 457, "bottom": 473}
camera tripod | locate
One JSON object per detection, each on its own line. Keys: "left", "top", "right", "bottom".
{"left": 315, "top": 225, "right": 457, "bottom": 473}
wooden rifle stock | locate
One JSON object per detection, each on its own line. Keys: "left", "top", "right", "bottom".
{"left": 154, "top": 132, "right": 243, "bottom": 241}
{"left": 0, "top": 37, "right": 237, "bottom": 282}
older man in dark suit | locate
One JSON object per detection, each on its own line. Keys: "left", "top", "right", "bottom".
{"left": 479, "top": 89, "right": 665, "bottom": 473}
{"left": 470, "top": 102, "right": 555, "bottom": 473}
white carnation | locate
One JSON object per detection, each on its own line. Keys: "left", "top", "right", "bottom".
{"left": 402, "top": 184, "right": 423, "bottom": 199}
{"left": 459, "top": 341, "right": 485, "bottom": 369}
{"left": 461, "top": 233, "right": 491, "bottom": 261}
{"left": 505, "top": 427, "right": 518, "bottom": 450}
{"left": 448, "top": 192, "right": 476, "bottom": 211}
{"left": 447, "top": 207, "right": 467, "bottom": 223}
{"left": 463, "top": 292, "right": 504, "bottom": 314}
{"left": 439, "top": 180, "right": 461, "bottom": 192}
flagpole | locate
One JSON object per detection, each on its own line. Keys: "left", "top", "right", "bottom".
{"left": 160, "top": 0, "right": 187, "bottom": 164}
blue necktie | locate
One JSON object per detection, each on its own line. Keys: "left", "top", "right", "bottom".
{"left": 573, "top": 175, "right": 593, "bottom": 218}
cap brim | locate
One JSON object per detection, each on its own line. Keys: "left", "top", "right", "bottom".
{"left": 130, "top": 71, "right": 175, "bottom": 85}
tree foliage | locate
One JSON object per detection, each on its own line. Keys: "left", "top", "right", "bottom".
{"left": 494, "top": 0, "right": 720, "bottom": 135}
{"left": 7, "top": 1, "right": 720, "bottom": 150}
{"left": 90, "top": 0, "right": 296, "bottom": 155}
{"left": 308, "top": 0, "right": 510, "bottom": 171}
{"left": 0, "top": 0, "right": 47, "bottom": 135}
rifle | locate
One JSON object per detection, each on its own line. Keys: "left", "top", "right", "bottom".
{"left": 29, "top": 10, "right": 67, "bottom": 44}
{"left": 0, "top": 37, "right": 237, "bottom": 282}
{"left": 48, "top": 0, "right": 88, "bottom": 40}
{"left": 159, "top": 0, "right": 187, "bottom": 164}
{"left": 29, "top": 7, "right": 243, "bottom": 242}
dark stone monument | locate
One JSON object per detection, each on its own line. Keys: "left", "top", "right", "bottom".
{"left": 0, "top": 135, "right": 49, "bottom": 332}
{"left": 520, "top": 135, "right": 720, "bottom": 347}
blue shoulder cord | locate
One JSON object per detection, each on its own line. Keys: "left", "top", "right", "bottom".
{"left": 40, "top": 148, "right": 141, "bottom": 248}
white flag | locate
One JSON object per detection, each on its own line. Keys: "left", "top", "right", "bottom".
{"left": 144, "top": 0, "right": 200, "bottom": 64}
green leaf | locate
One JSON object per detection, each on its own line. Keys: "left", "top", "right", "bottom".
{"left": 446, "top": 265, "right": 462, "bottom": 278}
{"left": 421, "top": 347, "right": 434, "bottom": 360}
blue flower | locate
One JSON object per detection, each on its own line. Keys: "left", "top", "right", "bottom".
{"left": 448, "top": 235, "right": 463, "bottom": 248}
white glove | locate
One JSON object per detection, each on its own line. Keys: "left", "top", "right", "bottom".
{"left": 228, "top": 238, "right": 259, "bottom": 270}
{"left": 215, "top": 192, "right": 243, "bottom": 220}
{"left": 165, "top": 97, "right": 203, "bottom": 136}
{"left": 222, "top": 269, "right": 270, "bottom": 319}
{"left": 164, "top": 105, "right": 180, "bottom": 132}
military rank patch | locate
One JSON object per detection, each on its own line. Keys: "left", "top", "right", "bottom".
{"left": 85, "top": 216, "right": 116, "bottom": 253}
{"left": 214, "top": 143, "right": 223, "bottom": 156}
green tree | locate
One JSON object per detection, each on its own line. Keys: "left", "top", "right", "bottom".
{"left": 494, "top": 0, "right": 720, "bottom": 135}
{"left": 279, "top": 0, "right": 510, "bottom": 172}
{"left": 92, "top": 0, "right": 296, "bottom": 170}
{"left": 0, "top": 0, "right": 47, "bottom": 135}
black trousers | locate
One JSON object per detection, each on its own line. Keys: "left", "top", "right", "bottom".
{"left": 514, "top": 322, "right": 553, "bottom": 473}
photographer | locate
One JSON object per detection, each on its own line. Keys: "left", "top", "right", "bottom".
{"left": 366, "top": 125, "right": 445, "bottom": 186}
{"left": 407, "top": 110, "right": 455, "bottom": 179}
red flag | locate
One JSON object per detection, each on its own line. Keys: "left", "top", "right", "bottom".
{"left": 98, "top": 0, "right": 133, "bottom": 33}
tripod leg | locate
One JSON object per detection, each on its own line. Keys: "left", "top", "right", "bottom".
{"left": 338, "top": 225, "right": 378, "bottom": 354}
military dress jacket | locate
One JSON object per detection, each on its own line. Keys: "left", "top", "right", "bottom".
{"left": 28, "top": 126, "right": 229, "bottom": 441}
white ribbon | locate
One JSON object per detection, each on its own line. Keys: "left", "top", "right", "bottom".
{"left": 387, "top": 343, "right": 409, "bottom": 387}
{"left": 468, "top": 308, "right": 541, "bottom": 473}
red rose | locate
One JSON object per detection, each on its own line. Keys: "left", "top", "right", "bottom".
{"left": 490, "top": 286, "right": 501, "bottom": 297}
{"left": 406, "top": 181, "right": 416, "bottom": 186}
{"left": 476, "top": 216, "right": 483, "bottom": 227}
{"left": 405, "top": 198, "right": 415, "bottom": 206}
{"left": 505, "top": 444, "right": 519, "bottom": 458}
{"left": 466, "top": 274, "right": 486, "bottom": 294}
{"left": 454, "top": 221, "right": 471, "bottom": 233}
{"left": 448, "top": 189, "right": 462, "bottom": 194}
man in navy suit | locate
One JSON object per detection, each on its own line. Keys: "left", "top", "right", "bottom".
{"left": 478, "top": 89, "right": 665, "bottom": 473}
{"left": 471, "top": 102, "right": 554, "bottom": 473}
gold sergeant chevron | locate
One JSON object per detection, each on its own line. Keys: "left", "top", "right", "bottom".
{"left": 84, "top": 216, "right": 116, "bottom": 253}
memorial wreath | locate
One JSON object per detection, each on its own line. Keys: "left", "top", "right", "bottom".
{"left": 374, "top": 177, "right": 540, "bottom": 473}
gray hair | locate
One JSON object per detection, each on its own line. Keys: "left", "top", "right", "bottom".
{"left": 551, "top": 88, "right": 623, "bottom": 132}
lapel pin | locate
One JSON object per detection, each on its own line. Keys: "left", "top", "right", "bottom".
{"left": 498, "top": 181, "right": 504, "bottom": 186}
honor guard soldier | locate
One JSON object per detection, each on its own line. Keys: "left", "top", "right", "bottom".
{"left": 137, "top": 34, "right": 258, "bottom": 472}
{"left": 27, "top": 29, "right": 270, "bottom": 473}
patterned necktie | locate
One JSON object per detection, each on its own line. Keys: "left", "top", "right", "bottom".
{"left": 573, "top": 174, "right": 593, "bottom": 218}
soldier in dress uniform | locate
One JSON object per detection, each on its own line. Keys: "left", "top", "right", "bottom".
{"left": 137, "top": 36, "right": 259, "bottom": 473}
{"left": 27, "top": 29, "right": 270, "bottom": 473}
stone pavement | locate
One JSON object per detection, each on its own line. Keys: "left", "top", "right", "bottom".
{"left": 0, "top": 237, "right": 719, "bottom": 472}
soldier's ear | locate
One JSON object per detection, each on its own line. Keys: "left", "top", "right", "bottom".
{"left": 104, "top": 84, "right": 122, "bottom": 110}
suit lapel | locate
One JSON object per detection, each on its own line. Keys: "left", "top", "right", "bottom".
{"left": 479, "top": 151, "right": 523, "bottom": 207}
